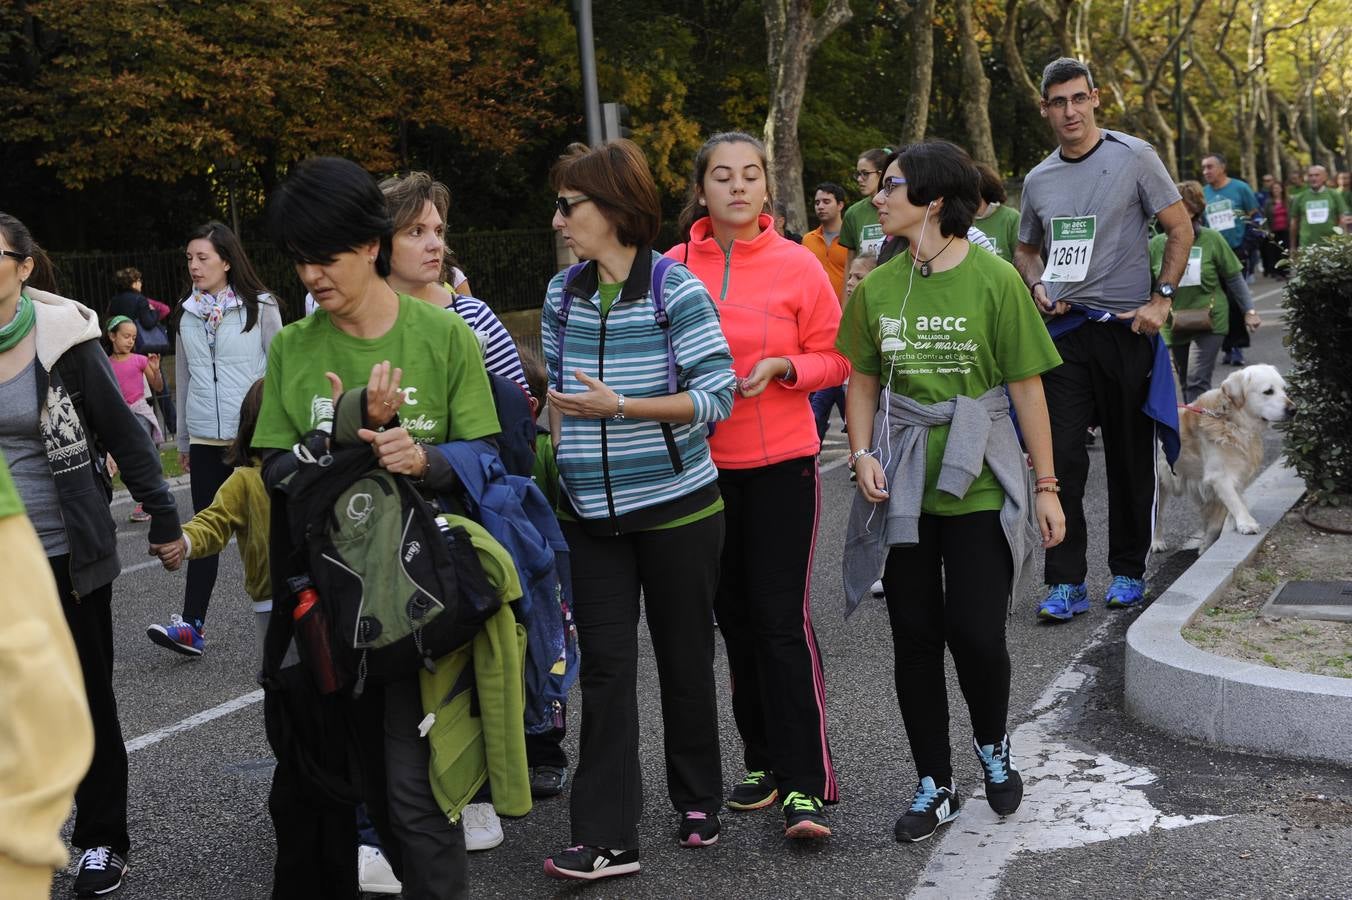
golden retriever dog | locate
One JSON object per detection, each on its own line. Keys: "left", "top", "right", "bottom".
{"left": 1153, "top": 364, "right": 1294, "bottom": 552}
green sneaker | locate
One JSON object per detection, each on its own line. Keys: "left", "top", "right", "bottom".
{"left": 726, "top": 770, "right": 778, "bottom": 810}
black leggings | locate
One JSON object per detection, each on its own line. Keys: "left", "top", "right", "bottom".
{"left": 715, "top": 457, "right": 836, "bottom": 801}
{"left": 183, "top": 443, "right": 232, "bottom": 626}
{"left": 882, "top": 510, "right": 1012, "bottom": 786}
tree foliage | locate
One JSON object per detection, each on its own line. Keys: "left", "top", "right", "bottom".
{"left": 1, "top": 0, "right": 1348, "bottom": 252}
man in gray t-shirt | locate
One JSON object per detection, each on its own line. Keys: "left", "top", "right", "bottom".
{"left": 1013, "top": 57, "right": 1193, "bottom": 622}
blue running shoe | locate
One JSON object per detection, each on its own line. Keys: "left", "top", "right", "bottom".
{"left": 1105, "top": 576, "right": 1147, "bottom": 608}
{"left": 146, "top": 614, "right": 204, "bottom": 657}
{"left": 1037, "top": 583, "right": 1088, "bottom": 622}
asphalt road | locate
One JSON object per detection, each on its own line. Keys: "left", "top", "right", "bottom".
{"left": 50, "top": 279, "right": 1352, "bottom": 899}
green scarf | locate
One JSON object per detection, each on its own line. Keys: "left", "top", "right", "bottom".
{"left": 0, "top": 293, "right": 35, "bottom": 353}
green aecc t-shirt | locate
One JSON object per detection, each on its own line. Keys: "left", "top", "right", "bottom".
{"left": 0, "top": 451, "right": 23, "bottom": 519}
{"left": 835, "top": 245, "right": 1061, "bottom": 516}
{"left": 974, "top": 203, "right": 1021, "bottom": 263}
{"left": 840, "top": 198, "right": 885, "bottom": 258}
{"left": 1290, "top": 188, "right": 1349, "bottom": 248}
{"left": 253, "top": 294, "right": 500, "bottom": 450}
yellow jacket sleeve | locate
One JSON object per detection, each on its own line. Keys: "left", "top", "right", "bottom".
{"left": 182, "top": 467, "right": 251, "bottom": 559}
{"left": 0, "top": 514, "right": 94, "bottom": 898}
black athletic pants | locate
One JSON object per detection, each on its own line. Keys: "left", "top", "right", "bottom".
{"left": 1042, "top": 323, "right": 1158, "bottom": 584}
{"left": 562, "top": 513, "right": 725, "bottom": 850}
{"left": 182, "top": 443, "right": 232, "bottom": 626}
{"left": 882, "top": 511, "right": 1012, "bottom": 785}
{"left": 52, "top": 560, "right": 129, "bottom": 856}
{"left": 715, "top": 457, "right": 836, "bottom": 802}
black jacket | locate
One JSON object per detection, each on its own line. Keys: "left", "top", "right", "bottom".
{"left": 30, "top": 290, "right": 181, "bottom": 597}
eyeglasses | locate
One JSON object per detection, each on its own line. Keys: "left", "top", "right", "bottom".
{"left": 0, "top": 250, "right": 27, "bottom": 262}
{"left": 878, "top": 176, "right": 907, "bottom": 198}
{"left": 854, "top": 169, "right": 880, "bottom": 180}
{"left": 1043, "top": 92, "right": 1093, "bottom": 111}
{"left": 555, "top": 195, "right": 592, "bottom": 217}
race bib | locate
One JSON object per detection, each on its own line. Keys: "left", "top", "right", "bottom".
{"left": 1044, "top": 216, "right": 1096, "bottom": 283}
{"left": 1180, "top": 246, "right": 1203, "bottom": 287}
{"left": 1205, "top": 200, "right": 1235, "bottom": 233}
{"left": 1305, "top": 199, "right": 1330, "bottom": 225}
{"left": 859, "top": 223, "right": 884, "bottom": 257}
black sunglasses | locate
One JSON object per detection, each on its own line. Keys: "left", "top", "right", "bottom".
{"left": 555, "top": 194, "right": 592, "bottom": 217}
{"left": 0, "top": 250, "right": 28, "bottom": 262}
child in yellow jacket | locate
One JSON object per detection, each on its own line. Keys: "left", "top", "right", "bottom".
{"left": 153, "top": 380, "right": 273, "bottom": 661}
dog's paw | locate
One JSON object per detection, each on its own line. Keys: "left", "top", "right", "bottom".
{"left": 1150, "top": 539, "right": 1168, "bottom": 552}
{"left": 1181, "top": 535, "right": 1204, "bottom": 550}
{"left": 1235, "top": 518, "right": 1260, "bottom": 535}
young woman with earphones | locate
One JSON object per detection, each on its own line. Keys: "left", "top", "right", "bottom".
{"left": 670, "top": 132, "right": 848, "bottom": 839}
{"left": 836, "top": 140, "right": 1066, "bottom": 843}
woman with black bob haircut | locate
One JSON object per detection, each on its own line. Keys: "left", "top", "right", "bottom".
{"left": 837, "top": 139, "right": 1065, "bottom": 843}
{"left": 541, "top": 140, "right": 737, "bottom": 880}
{"left": 874, "top": 146, "right": 998, "bottom": 265}
{"left": 146, "top": 219, "right": 281, "bottom": 658}
{"left": 254, "top": 156, "right": 500, "bottom": 900}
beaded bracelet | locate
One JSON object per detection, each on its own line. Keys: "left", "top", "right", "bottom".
{"left": 1034, "top": 483, "right": 1062, "bottom": 494}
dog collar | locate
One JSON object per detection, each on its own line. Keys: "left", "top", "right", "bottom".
{"left": 1179, "top": 403, "right": 1223, "bottom": 418}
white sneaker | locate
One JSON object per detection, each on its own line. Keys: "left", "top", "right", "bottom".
{"left": 357, "top": 844, "right": 402, "bottom": 894}
{"left": 871, "top": 579, "right": 886, "bottom": 597}
{"left": 461, "top": 801, "right": 504, "bottom": 851}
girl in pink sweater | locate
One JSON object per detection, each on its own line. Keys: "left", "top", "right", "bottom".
{"left": 668, "top": 132, "right": 848, "bottom": 838}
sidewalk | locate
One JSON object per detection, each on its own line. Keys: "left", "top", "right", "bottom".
{"left": 1124, "top": 461, "right": 1352, "bottom": 764}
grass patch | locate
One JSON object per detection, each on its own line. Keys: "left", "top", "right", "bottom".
{"left": 111, "top": 445, "right": 183, "bottom": 492}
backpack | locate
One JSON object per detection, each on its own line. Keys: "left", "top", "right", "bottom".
{"left": 274, "top": 394, "right": 503, "bottom": 698}
{"left": 434, "top": 440, "right": 578, "bottom": 734}
{"left": 556, "top": 256, "right": 679, "bottom": 393}
{"left": 558, "top": 256, "right": 712, "bottom": 446}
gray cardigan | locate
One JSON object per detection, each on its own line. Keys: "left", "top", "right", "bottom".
{"left": 842, "top": 386, "right": 1040, "bottom": 616}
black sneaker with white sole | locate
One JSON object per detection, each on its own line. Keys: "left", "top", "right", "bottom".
{"left": 544, "top": 845, "right": 639, "bottom": 881}
{"left": 73, "top": 846, "right": 128, "bottom": 896}
{"left": 893, "top": 777, "right": 961, "bottom": 843}
{"left": 973, "top": 734, "right": 1024, "bottom": 816}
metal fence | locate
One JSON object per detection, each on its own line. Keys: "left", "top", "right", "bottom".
{"left": 49, "top": 228, "right": 560, "bottom": 325}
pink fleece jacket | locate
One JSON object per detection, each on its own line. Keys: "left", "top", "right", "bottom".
{"left": 668, "top": 214, "right": 850, "bottom": 469}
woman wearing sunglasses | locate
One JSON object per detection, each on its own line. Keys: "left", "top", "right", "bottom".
{"left": 838, "top": 140, "right": 1064, "bottom": 843}
{"left": 668, "top": 131, "right": 847, "bottom": 840}
{"left": 541, "top": 140, "right": 736, "bottom": 881}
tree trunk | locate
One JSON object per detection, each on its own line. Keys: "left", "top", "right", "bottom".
{"left": 1001, "top": 0, "right": 1043, "bottom": 109}
{"left": 899, "top": 0, "right": 934, "bottom": 146}
{"left": 763, "top": 0, "right": 853, "bottom": 234}
{"left": 955, "top": 0, "right": 997, "bottom": 166}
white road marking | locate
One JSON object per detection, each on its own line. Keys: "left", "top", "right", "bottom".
{"left": 125, "top": 689, "right": 265, "bottom": 754}
{"left": 909, "top": 622, "right": 1224, "bottom": 899}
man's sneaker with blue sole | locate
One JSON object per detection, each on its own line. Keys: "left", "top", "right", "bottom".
{"left": 1037, "top": 583, "right": 1088, "bottom": 622}
{"left": 1105, "top": 575, "right": 1147, "bottom": 608}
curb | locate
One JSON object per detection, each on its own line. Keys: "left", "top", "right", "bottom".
{"left": 1124, "top": 460, "right": 1352, "bottom": 764}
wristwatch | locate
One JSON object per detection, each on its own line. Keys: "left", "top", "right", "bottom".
{"left": 612, "top": 394, "right": 626, "bottom": 420}
{"left": 1155, "top": 282, "right": 1176, "bottom": 300}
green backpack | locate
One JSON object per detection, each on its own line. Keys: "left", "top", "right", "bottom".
{"left": 281, "top": 397, "right": 501, "bottom": 698}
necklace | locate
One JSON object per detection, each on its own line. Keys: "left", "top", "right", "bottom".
{"left": 917, "top": 237, "right": 956, "bottom": 277}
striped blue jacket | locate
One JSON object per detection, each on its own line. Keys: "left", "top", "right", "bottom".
{"left": 542, "top": 250, "right": 736, "bottom": 532}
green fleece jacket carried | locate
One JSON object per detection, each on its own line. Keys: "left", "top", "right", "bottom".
{"left": 182, "top": 462, "right": 271, "bottom": 610}
{"left": 420, "top": 513, "right": 531, "bottom": 821}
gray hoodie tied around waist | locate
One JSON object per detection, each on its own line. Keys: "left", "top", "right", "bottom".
{"left": 842, "top": 386, "right": 1039, "bottom": 617}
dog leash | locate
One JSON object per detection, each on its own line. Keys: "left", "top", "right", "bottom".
{"left": 1178, "top": 403, "right": 1223, "bottom": 418}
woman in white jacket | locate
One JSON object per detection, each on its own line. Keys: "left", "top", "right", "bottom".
{"left": 146, "top": 221, "right": 282, "bottom": 657}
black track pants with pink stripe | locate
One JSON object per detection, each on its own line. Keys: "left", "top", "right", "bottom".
{"left": 715, "top": 455, "right": 838, "bottom": 803}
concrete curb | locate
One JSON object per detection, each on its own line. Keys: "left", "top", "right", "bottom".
{"left": 1125, "top": 460, "right": 1352, "bottom": 764}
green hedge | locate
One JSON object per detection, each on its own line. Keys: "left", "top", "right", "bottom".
{"left": 1281, "top": 235, "right": 1352, "bottom": 504}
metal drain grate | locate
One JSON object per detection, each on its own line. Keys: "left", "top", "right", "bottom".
{"left": 1271, "top": 581, "right": 1352, "bottom": 606}
{"left": 1260, "top": 581, "right": 1352, "bottom": 623}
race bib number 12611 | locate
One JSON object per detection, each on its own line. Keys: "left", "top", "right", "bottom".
{"left": 1044, "top": 216, "right": 1096, "bottom": 283}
